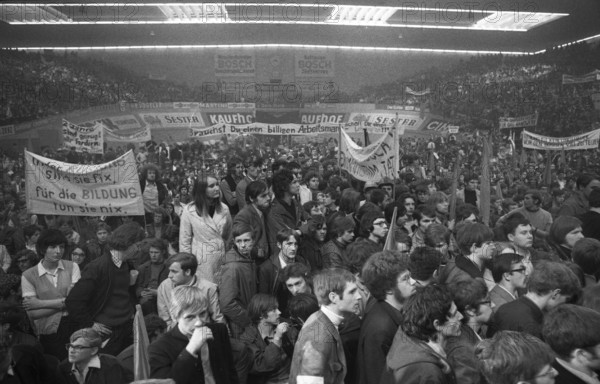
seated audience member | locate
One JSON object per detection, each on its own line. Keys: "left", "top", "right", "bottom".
{"left": 217, "top": 224, "right": 257, "bottom": 338}
{"left": 488, "top": 260, "right": 581, "bottom": 339}
{"left": 297, "top": 214, "right": 327, "bottom": 271}
{"left": 149, "top": 286, "right": 238, "bottom": 384}
{"left": 58, "top": 327, "right": 133, "bottom": 384}
{"left": 580, "top": 188, "right": 600, "bottom": 241}
{"left": 475, "top": 331, "right": 557, "bottom": 384}
{"left": 571, "top": 238, "right": 600, "bottom": 287}
{"left": 409, "top": 247, "right": 443, "bottom": 286}
{"left": 259, "top": 229, "right": 308, "bottom": 315}
{"left": 289, "top": 269, "right": 361, "bottom": 384}
{"left": 446, "top": 278, "right": 494, "bottom": 384}
{"left": 543, "top": 304, "right": 600, "bottom": 384}
{"left": 157, "top": 253, "right": 223, "bottom": 330}
{"left": 136, "top": 238, "right": 169, "bottom": 315}
{"left": 489, "top": 253, "right": 528, "bottom": 313}
{"left": 439, "top": 222, "right": 495, "bottom": 290}
{"left": 358, "top": 251, "right": 416, "bottom": 384}
{"left": 380, "top": 284, "right": 462, "bottom": 384}
{"left": 240, "top": 294, "right": 291, "bottom": 384}
{"left": 547, "top": 216, "right": 585, "bottom": 261}
{"left": 117, "top": 314, "right": 168, "bottom": 373}
{"left": 22, "top": 228, "right": 80, "bottom": 361}
{"left": 321, "top": 216, "right": 355, "bottom": 269}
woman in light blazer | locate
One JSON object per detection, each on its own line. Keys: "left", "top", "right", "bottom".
{"left": 179, "top": 174, "right": 232, "bottom": 283}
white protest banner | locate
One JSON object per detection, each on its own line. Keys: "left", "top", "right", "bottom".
{"left": 522, "top": 129, "right": 600, "bottom": 151}
{"left": 101, "top": 122, "right": 152, "bottom": 143}
{"left": 562, "top": 70, "right": 600, "bottom": 85}
{"left": 190, "top": 123, "right": 340, "bottom": 137}
{"left": 25, "top": 150, "right": 144, "bottom": 216}
{"left": 62, "top": 119, "right": 104, "bottom": 154}
{"left": 499, "top": 114, "right": 538, "bottom": 129}
{"left": 339, "top": 129, "right": 397, "bottom": 182}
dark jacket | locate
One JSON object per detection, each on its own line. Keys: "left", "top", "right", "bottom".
{"left": 581, "top": 210, "right": 600, "bottom": 242}
{"left": 258, "top": 253, "right": 308, "bottom": 314}
{"left": 233, "top": 204, "right": 270, "bottom": 262}
{"left": 65, "top": 250, "right": 136, "bottom": 328}
{"left": 7, "top": 344, "right": 51, "bottom": 384}
{"left": 239, "top": 325, "right": 291, "bottom": 384}
{"left": 488, "top": 295, "right": 544, "bottom": 339}
{"left": 438, "top": 255, "right": 484, "bottom": 286}
{"left": 56, "top": 354, "right": 133, "bottom": 384}
{"left": 217, "top": 247, "right": 258, "bottom": 335}
{"left": 380, "top": 329, "right": 456, "bottom": 384}
{"left": 321, "top": 239, "right": 349, "bottom": 270}
{"left": 266, "top": 198, "right": 305, "bottom": 249}
{"left": 298, "top": 235, "right": 323, "bottom": 272}
{"left": 552, "top": 359, "right": 588, "bottom": 384}
{"left": 135, "top": 260, "right": 169, "bottom": 298}
{"left": 445, "top": 325, "right": 484, "bottom": 384}
{"left": 357, "top": 301, "right": 403, "bottom": 384}
{"left": 149, "top": 323, "right": 239, "bottom": 384}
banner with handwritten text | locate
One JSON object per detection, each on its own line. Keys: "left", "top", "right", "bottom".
{"left": 339, "top": 129, "right": 398, "bottom": 182}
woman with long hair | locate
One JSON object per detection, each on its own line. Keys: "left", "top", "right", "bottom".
{"left": 179, "top": 174, "right": 232, "bottom": 283}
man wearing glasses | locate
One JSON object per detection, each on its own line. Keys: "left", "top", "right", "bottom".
{"left": 58, "top": 328, "right": 132, "bottom": 383}
{"left": 489, "top": 253, "right": 529, "bottom": 314}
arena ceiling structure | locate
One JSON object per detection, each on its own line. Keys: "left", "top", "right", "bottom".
{"left": 1, "top": 0, "right": 599, "bottom": 54}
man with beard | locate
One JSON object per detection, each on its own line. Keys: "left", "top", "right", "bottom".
{"left": 233, "top": 180, "right": 271, "bottom": 264}
{"left": 489, "top": 253, "right": 529, "bottom": 313}
{"left": 259, "top": 229, "right": 309, "bottom": 315}
{"left": 446, "top": 278, "right": 495, "bottom": 384}
{"left": 488, "top": 261, "right": 581, "bottom": 339}
{"left": 217, "top": 224, "right": 257, "bottom": 338}
{"left": 357, "top": 251, "right": 416, "bottom": 384}
{"left": 380, "top": 284, "right": 463, "bottom": 384}
{"left": 496, "top": 190, "right": 552, "bottom": 249}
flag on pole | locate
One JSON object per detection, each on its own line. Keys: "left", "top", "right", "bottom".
{"left": 384, "top": 207, "right": 398, "bottom": 251}
{"left": 480, "top": 137, "right": 491, "bottom": 226}
{"left": 449, "top": 151, "right": 462, "bottom": 221}
{"left": 544, "top": 150, "right": 553, "bottom": 186}
{"left": 133, "top": 304, "right": 151, "bottom": 380}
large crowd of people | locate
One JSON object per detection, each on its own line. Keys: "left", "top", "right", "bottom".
{"left": 0, "top": 40, "right": 600, "bottom": 384}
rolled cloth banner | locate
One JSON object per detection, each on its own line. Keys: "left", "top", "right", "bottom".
{"left": 522, "top": 129, "right": 600, "bottom": 151}
{"left": 339, "top": 129, "right": 398, "bottom": 182}
{"left": 25, "top": 150, "right": 144, "bottom": 216}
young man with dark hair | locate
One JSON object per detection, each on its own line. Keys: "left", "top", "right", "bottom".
{"left": 475, "top": 331, "right": 556, "bottom": 384}
{"left": 233, "top": 180, "right": 271, "bottom": 263}
{"left": 571, "top": 238, "right": 600, "bottom": 286}
{"left": 66, "top": 222, "right": 145, "bottom": 356}
{"left": 236, "top": 158, "right": 265, "bottom": 209}
{"left": 298, "top": 214, "right": 327, "bottom": 271}
{"left": 408, "top": 246, "right": 443, "bottom": 286}
{"left": 503, "top": 215, "right": 535, "bottom": 273}
{"left": 457, "top": 174, "right": 481, "bottom": 208}
{"left": 380, "top": 284, "right": 462, "bottom": 384}
{"left": 410, "top": 205, "right": 438, "bottom": 252}
{"left": 220, "top": 158, "right": 244, "bottom": 216}
{"left": 280, "top": 263, "right": 312, "bottom": 297}
{"left": 446, "top": 278, "right": 494, "bottom": 384}
{"left": 266, "top": 169, "right": 305, "bottom": 249}
{"left": 489, "top": 260, "right": 581, "bottom": 339}
{"left": 557, "top": 173, "right": 600, "bottom": 218}
{"left": 581, "top": 188, "right": 600, "bottom": 241}
{"left": 156, "top": 252, "right": 223, "bottom": 330}
{"left": 496, "top": 190, "right": 552, "bottom": 248}
{"left": 217, "top": 224, "right": 257, "bottom": 337}
{"left": 489, "top": 252, "right": 528, "bottom": 313}
{"left": 358, "top": 251, "right": 416, "bottom": 384}
{"left": 322, "top": 216, "right": 355, "bottom": 270}
{"left": 543, "top": 304, "right": 600, "bottom": 384}
{"left": 290, "top": 269, "right": 361, "bottom": 384}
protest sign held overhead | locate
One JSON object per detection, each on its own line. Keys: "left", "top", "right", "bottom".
{"left": 339, "top": 129, "right": 398, "bottom": 183}
{"left": 25, "top": 150, "right": 144, "bottom": 216}
{"left": 62, "top": 119, "right": 104, "bottom": 154}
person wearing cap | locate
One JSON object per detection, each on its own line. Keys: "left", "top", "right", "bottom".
{"left": 580, "top": 188, "right": 600, "bottom": 241}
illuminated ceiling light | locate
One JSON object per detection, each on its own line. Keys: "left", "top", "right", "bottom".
{"left": 8, "top": 43, "right": 529, "bottom": 55}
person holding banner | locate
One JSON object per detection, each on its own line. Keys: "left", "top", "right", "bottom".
{"left": 179, "top": 175, "right": 232, "bottom": 283}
